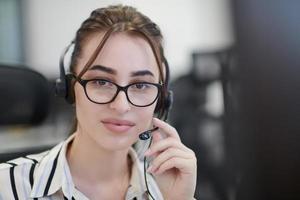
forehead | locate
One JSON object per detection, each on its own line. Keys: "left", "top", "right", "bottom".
{"left": 76, "top": 32, "right": 160, "bottom": 78}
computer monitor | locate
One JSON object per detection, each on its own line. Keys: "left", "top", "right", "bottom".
{"left": 228, "top": 1, "right": 300, "bottom": 199}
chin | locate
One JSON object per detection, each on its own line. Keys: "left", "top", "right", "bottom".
{"left": 99, "top": 141, "right": 134, "bottom": 152}
{"left": 94, "top": 133, "right": 138, "bottom": 152}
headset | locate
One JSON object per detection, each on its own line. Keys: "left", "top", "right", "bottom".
{"left": 55, "top": 39, "right": 173, "bottom": 200}
{"left": 55, "top": 41, "right": 76, "bottom": 104}
{"left": 55, "top": 40, "right": 173, "bottom": 123}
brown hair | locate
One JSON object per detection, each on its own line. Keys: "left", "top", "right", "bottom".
{"left": 68, "top": 5, "right": 168, "bottom": 133}
{"left": 70, "top": 5, "right": 165, "bottom": 80}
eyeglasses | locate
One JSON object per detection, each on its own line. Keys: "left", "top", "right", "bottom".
{"left": 74, "top": 75, "right": 162, "bottom": 107}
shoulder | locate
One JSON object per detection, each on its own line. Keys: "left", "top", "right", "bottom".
{"left": 0, "top": 141, "right": 66, "bottom": 198}
{"left": 0, "top": 150, "right": 49, "bottom": 170}
{"left": 0, "top": 139, "right": 65, "bottom": 173}
{"left": 0, "top": 150, "right": 49, "bottom": 175}
{"left": 0, "top": 151, "right": 49, "bottom": 192}
{"left": 0, "top": 137, "right": 69, "bottom": 199}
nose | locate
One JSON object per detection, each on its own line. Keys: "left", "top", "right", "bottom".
{"left": 109, "top": 90, "right": 131, "bottom": 113}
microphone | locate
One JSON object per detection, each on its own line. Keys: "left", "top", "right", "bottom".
{"left": 139, "top": 127, "right": 158, "bottom": 140}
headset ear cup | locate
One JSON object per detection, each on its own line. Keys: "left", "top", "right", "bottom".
{"left": 65, "top": 74, "right": 75, "bottom": 104}
{"left": 154, "top": 102, "right": 161, "bottom": 116}
{"left": 154, "top": 90, "right": 173, "bottom": 119}
{"left": 57, "top": 41, "right": 76, "bottom": 104}
{"left": 162, "top": 90, "right": 173, "bottom": 119}
{"left": 164, "top": 90, "right": 173, "bottom": 112}
{"left": 55, "top": 78, "right": 67, "bottom": 98}
{"left": 154, "top": 90, "right": 164, "bottom": 117}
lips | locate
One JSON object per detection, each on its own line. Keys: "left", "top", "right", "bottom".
{"left": 101, "top": 118, "right": 135, "bottom": 133}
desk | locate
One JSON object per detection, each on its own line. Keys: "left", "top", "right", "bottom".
{"left": 0, "top": 112, "right": 72, "bottom": 162}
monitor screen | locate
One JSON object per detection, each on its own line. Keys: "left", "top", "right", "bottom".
{"left": 228, "top": 1, "right": 300, "bottom": 199}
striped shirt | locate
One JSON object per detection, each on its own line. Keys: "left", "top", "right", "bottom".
{"left": 0, "top": 135, "right": 163, "bottom": 200}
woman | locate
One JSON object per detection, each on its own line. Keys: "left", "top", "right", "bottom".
{"left": 0, "top": 5, "right": 197, "bottom": 200}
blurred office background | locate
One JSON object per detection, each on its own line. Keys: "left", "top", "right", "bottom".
{"left": 0, "top": 1, "right": 233, "bottom": 199}
{"left": 1, "top": 0, "right": 300, "bottom": 200}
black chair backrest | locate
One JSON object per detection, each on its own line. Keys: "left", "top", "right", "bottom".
{"left": 0, "top": 65, "right": 50, "bottom": 125}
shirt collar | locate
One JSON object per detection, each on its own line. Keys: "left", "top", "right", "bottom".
{"left": 126, "top": 148, "right": 148, "bottom": 199}
{"left": 30, "top": 135, "right": 158, "bottom": 199}
{"left": 30, "top": 135, "right": 74, "bottom": 198}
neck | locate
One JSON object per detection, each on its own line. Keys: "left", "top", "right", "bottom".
{"left": 67, "top": 131, "right": 131, "bottom": 184}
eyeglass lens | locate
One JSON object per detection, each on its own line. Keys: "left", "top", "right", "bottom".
{"left": 84, "top": 79, "right": 159, "bottom": 106}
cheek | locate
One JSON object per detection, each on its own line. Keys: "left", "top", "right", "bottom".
{"left": 74, "top": 85, "right": 99, "bottom": 121}
{"left": 134, "top": 103, "right": 157, "bottom": 128}
{"left": 140, "top": 106, "right": 155, "bottom": 118}
{"left": 74, "top": 85, "right": 88, "bottom": 108}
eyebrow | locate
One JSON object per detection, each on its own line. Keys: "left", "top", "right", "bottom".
{"left": 130, "top": 70, "right": 154, "bottom": 77}
{"left": 89, "top": 65, "right": 154, "bottom": 77}
{"left": 89, "top": 65, "right": 116, "bottom": 74}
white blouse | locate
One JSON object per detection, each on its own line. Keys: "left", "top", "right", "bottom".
{"left": 0, "top": 135, "right": 163, "bottom": 200}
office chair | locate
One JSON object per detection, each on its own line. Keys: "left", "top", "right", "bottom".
{"left": 0, "top": 64, "right": 50, "bottom": 125}
{"left": 0, "top": 64, "right": 51, "bottom": 162}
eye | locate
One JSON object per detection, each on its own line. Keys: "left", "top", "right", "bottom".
{"left": 89, "top": 79, "right": 113, "bottom": 87}
{"left": 95, "top": 79, "right": 108, "bottom": 86}
{"left": 133, "top": 83, "right": 149, "bottom": 90}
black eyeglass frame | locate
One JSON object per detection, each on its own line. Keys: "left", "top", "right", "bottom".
{"left": 72, "top": 75, "right": 162, "bottom": 107}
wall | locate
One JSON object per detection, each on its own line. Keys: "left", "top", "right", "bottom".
{"left": 0, "top": 0, "right": 23, "bottom": 63}
{"left": 22, "top": 0, "right": 233, "bottom": 79}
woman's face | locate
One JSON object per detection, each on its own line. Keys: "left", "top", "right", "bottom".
{"left": 73, "top": 32, "right": 160, "bottom": 151}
